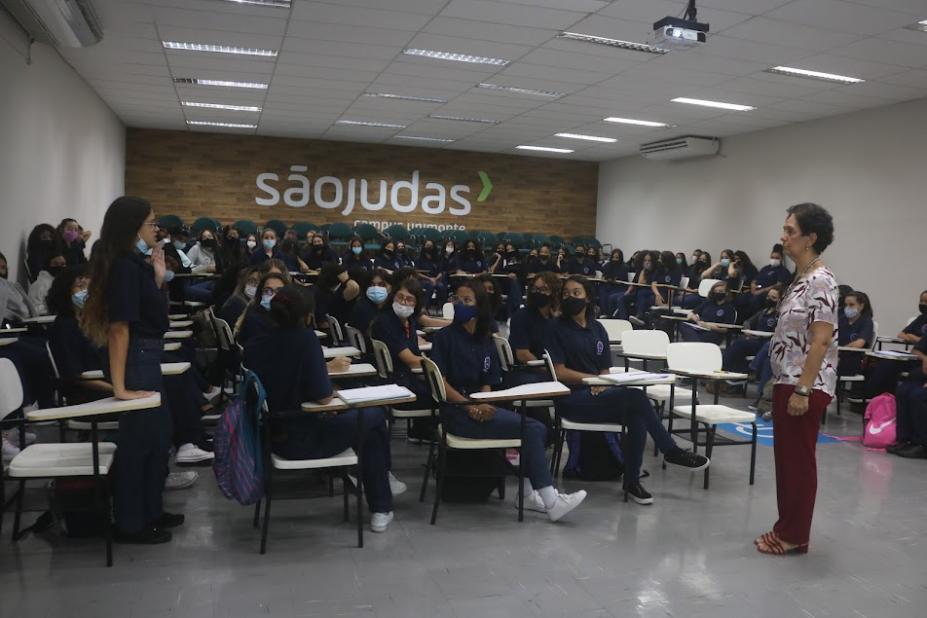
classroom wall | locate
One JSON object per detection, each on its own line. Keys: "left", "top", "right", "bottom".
{"left": 0, "top": 35, "right": 125, "bottom": 283}
{"left": 125, "top": 128, "right": 598, "bottom": 238}
{"left": 596, "top": 97, "right": 927, "bottom": 336}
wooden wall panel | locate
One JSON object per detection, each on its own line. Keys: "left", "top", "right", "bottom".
{"left": 125, "top": 128, "right": 597, "bottom": 238}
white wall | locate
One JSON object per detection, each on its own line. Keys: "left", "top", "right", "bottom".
{"left": 0, "top": 35, "right": 125, "bottom": 283}
{"left": 596, "top": 97, "right": 927, "bottom": 335}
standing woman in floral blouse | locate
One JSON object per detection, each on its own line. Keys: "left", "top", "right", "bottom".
{"left": 757, "top": 203, "right": 837, "bottom": 556}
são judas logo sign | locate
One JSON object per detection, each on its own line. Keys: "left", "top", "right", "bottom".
{"left": 255, "top": 167, "right": 493, "bottom": 217}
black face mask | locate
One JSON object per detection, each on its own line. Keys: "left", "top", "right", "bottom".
{"left": 766, "top": 297, "right": 779, "bottom": 308}
{"left": 539, "top": 255, "right": 550, "bottom": 262}
{"left": 423, "top": 247, "right": 433, "bottom": 255}
{"left": 466, "top": 249, "right": 476, "bottom": 257}
{"left": 561, "top": 296, "right": 587, "bottom": 317}
{"left": 202, "top": 238, "right": 216, "bottom": 249}
{"left": 314, "top": 245, "right": 324, "bottom": 254}
{"left": 384, "top": 250, "right": 393, "bottom": 258}
{"left": 710, "top": 292, "right": 726, "bottom": 303}
{"left": 920, "top": 303, "right": 927, "bottom": 315}
{"left": 47, "top": 266, "right": 64, "bottom": 277}
{"left": 529, "top": 291, "right": 551, "bottom": 309}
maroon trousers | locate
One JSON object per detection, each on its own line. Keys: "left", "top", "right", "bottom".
{"left": 771, "top": 384, "right": 833, "bottom": 546}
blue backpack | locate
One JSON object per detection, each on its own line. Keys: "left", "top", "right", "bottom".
{"left": 213, "top": 371, "right": 266, "bottom": 505}
{"left": 563, "top": 431, "right": 624, "bottom": 481}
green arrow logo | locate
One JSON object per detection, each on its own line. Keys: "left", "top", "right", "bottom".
{"left": 477, "top": 171, "right": 493, "bottom": 202}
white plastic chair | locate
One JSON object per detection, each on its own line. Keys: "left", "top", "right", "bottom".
{"left": 441, "top": 302, "right": 454, "bottom": 320}
{"left": 698, "top": 278, "right": 721, "bottom": 298}
{"left": 370, "top": 338, "right": 433, "bottom": 428}
{"left": 493, "top": 336, "right": 554, "bottom": 412}
{"left": 344, "top": 324, "right": 368, "bottom": 355}
{"left": 327, "top": 314, "right": 345, "bottom": 345}
{"left": 836, "top": 320, "right": 879, "bottom": 416}
{"left": 600, "top": 319, "right": 633, "bottom": 346}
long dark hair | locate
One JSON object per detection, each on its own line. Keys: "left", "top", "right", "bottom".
{"left": 563, "top": 275, "right": 597, "bottom": 321}
{"left": 388, "top": 275, "right": 423, "bottom": 319}
{"left": 456, "top": 280, "right": 493, "bottom": 338}
{"left": 845, "top": 291, "right": 873, "bottom": 319}
{"left": 46, "top": 265, "right": 89, "bottom": 318}
{"left": 81, "top": 197, "right": 152, "bottom": 346}
{"left": 267, "top": 284, "right": 314, "bottom": 329}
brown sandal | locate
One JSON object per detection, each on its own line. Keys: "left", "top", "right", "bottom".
{"left": 756, "top": 536, "right": 808, "bottom": 555}
{"left": 754, "top": 531, "right": 777, "bottom": 546}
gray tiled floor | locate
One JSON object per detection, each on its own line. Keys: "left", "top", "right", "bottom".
{"left": 3, "top": 401, "right": 926, "bottom": 618}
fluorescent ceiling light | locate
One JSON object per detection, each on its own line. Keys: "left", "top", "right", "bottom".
{"left": 219, "top": 0, "right": 291, "bottom": 7}
{"left": 162, "top": 41, "right": 277, "bottom": 57}
{"left": 604, "top": 116, "right": 671, "bottom": 128}
{"left": 187, "top": 120, "right": 257, "bottom": 129}
{"left": 671, "top": 97, "right": 754, "bottom": 111}
{"left": 516, "top": 145, "right": 574, "bottom": 153}
{"left": 477, "top": 83, "right": 564, "bottom": 98}
{"left": 335, "top": 119, "right": 406, "bottom": 128}
{"left": 402, "top": 48, "right": 509, "bottom": 66}
{"left": 555, "top": 132, "right": 617, "bottom": 143}
{"left": 182, "top": 101, "right": 261, "bottom": 112}
{"left": 429, "top": 114, "right": 499, "bottom": 124}
{"left": 394, "top": 135, "right": 455, "bottom": 143}
{"left": 557, "top": 31, "right": 668, "bottom": 55}
{"left": 174, "top": 78, "right": 268, "bottom": 89}
{"left": 363, "top": 92, "right": 447, "bottom": 104}
{"left": 904, "top": 19, "right": 927, "bottom": 32}
{"left": 765, "top": 66, "right": 864, "bottom": 84}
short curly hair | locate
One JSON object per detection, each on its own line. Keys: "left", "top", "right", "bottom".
{"left": 787, "top": 203, "right": 834, "bottom": 254}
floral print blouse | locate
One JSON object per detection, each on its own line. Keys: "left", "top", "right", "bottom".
{"left": 770, "top": 266, "right": 839, "bottom": 397}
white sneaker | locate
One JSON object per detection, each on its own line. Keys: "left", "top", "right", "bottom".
{"left": 202, "top": 386, "right": 222, "bottom": 401}
{"left": 175, "top": 443, "right": 214, "bottom": 466}
{"left": 165, "top": 470, "right": 199, "bottom": 490}
{"left": 388, "top": 472, "right": 407, "bottom": 496}
{"left": 8, "top": 428, "right": 36, "bottom": 445}
{"left": 514, "top": 490, "right": 548, "bottom": 514}
{"left": 546, "top": 490, "right": 587, "bottom": 522}
{"left": 370, "top": 511, "right": 394, "bottom": 533}
{"left": 2, "top": 434, "right": 21, "bottom": 465}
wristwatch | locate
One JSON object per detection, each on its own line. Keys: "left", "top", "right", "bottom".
{"left": 794, "top": 384, "right": 811, "bottom": 397}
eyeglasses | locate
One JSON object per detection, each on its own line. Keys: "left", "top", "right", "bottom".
{"left": 142, "top": 221, "right": 160, "bottom": 229}
{"left": 394, "top": 293, "right": 417, "bottom": 307}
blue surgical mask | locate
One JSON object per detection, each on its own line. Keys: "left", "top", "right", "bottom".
{"left": 260, "top": 293, "right": 274, "bottom": 311}
{"left": 163, "top": 270, "right": 175, "bottom": 283}
{"left": 366, "top": 286, "right": 388, "bottom": 304}
{"left": 72, "top": 289, "right": 88, "bottom": 309}
{"left": 720, "top": 258, "right": 731, "bottom": 268}
{"left": 452, "top": 302, "right": 478, "bottom": 324}
{"left": 262, "top": 238, "right": 276, "bottom": 251}
{"left": 173, "top": 240, "right": 186, "bottom": 252}
{"left": 844, "top": 306, "right": 859, "bottom": 320}
{"left": 136, "top": 237, "right": 152, "bottom": 255}
{"left": 352, "top": 246, "right": 362, "bottom": 255}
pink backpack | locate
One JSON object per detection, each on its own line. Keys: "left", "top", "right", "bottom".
{"left": 862, "top": 393, "right": 896, "bottom": 449}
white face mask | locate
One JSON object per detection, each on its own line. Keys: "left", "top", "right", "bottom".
{"left": 769, "top": 258, "right": 781, "bottom": 267}
{"left": 246, "top": 239, "right": 257, "bottom": 250}
{"left": 244, "top": 284, "right": 257, "bottom": 299}
{"left": 392, "top": 301, "right": 414, "bottom": 319}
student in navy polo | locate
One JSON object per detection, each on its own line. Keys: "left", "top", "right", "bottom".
{"left": 614, "top": 250, "right": 659, "bottom": 320}
{"left": 566, "top": 244, "right": 595, "bottom": 276}
{"left": 394, "top": 241, "right": 413, "bottom": 269}
{"left": 898, "top": 290, "right": 927, "bottom": 345}
{"left": 745, "top": 244, "right": 792, "bottom": 313}
{"left": 349, "top": 269, "right": 390, "bottom": 349}
{"left": 80, "top": 196, "right": 178, "bottom": 544}
{"left": 373, "top": 240, "right": 403, "bottom": 275}
{"left": 341, "top": 237, "right": 372, "bottom": 272}
{"left": 508, "top": 271, "right": 561, "bottom": 381}
{"left": 301, "top": 234, "right": 337, "bottom": 271}
{"left": 601, "top": 248, "right": 629, "bottom": 316}
{"left": 313, "top": 262, "right": 361, "bottom": 330}
{"left": 250, "top": 228, "right": 298, "bottom": 272}
{"left": 243, "top": 285, "right": 401, "bottom": 533}
{"left": 723, "top": 287, "right": 781, "bottom": 374}
{"left": 545, "top": 275, "right": 710, "bottom": 505}
{"left": 837, "top": 291, "right": 875, "bottom": 377}
{"left": 651, "top": 250, "right": 683, "bottom": 308}
{"left": 429, "top": 280, "right": 586, "bottom": 521}
{"left": 452, "top": 239, "right": 486, "bottom": 275}
{"left": 679, "top": 281, "right": 737, "bottom": 344}
{"left": 527, "top": 243, "right": 559, "bottom": 275}
{"left": 235, "top": 272, "right": 287, "bottom": 346}
{"left": 415, "top": 240, "right": 448, "bottom": 306}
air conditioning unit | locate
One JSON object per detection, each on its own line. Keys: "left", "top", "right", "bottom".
{"left": 639, "top": 135, "right": 720, "bottom": 161}
{"left": 1, "top": 0, "right": 102, "bottom": 47}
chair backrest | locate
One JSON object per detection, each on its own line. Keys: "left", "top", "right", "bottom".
{"left": 44, "top": 340, "right": 62, "bottom": 381}
{"left": 421, "top": 357, "right": 447, "bottom": 404}
{"left": 493, "top": 335, "right": 514, "bottom": 371}
{"left": 441, "top": 302, "right": 454, "bottom": 320}
{"left": 370, "top": 338, "right": 393, "bottom": 378}
{"left": 542, "top": 349, "right": 558, "bottom": 380}
{"left": 666, "top": 342, "right": 722, "bottom": 373}
{"left": 679, "top": 275, "right": 690, "bottom": 290}
{"left": 698, "top": 278, "right": 720, "bottom": 298}
{"left": 212, "top": 315, "right": 235, "bottom": 352}
{"left": 343, "top": 324, "right": 367, "bottom": 354}
{"left": 621, "top": 329, "right": 670, "bottom": 357}
{"left": 871, "top": 321, "right": 879, "bottom": 351}
{"left": 0, "top": 358, "right": 24, "bottom": 421}
{"left": 600, "top": 319, "right": 633, "bottom": 343}
{"left": 327, "top": 314, "right": 344, "bottom": 344}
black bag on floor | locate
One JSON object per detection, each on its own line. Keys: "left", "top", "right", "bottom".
{"left": 440, "top": 449, "right": 508, "bottom": 503}
{"left": 48, "top": 478, "right": 108, "bottom": 538}
{"left": 564, "top": 431, "right": 624, "bottom": 481}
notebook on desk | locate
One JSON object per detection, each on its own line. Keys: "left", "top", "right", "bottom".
{"left": 336, "top": 385, "right": 414, "bottom": 405}
{"left": 597, "top": 372, "right": 675, "bottom": 386}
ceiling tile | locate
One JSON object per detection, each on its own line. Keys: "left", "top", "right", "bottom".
{"left": 290, "top": 2, "right": 432, "bottom": 30}
{"left": 423, "top": 16, "right": 557, "bottom": 46}
{"left": 828, "top": 36, "right": 927, "bottom": 68}
{"left": 719, "top": 16, "right": 860, "bottom": 53}
{"left": 764, "top": 0, "right": 917, "bottom": 36}
{"left": 439, "top": 0, "right": 589, "bottom": 29}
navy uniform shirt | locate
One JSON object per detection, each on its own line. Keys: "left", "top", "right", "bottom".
{"left": 341, "top": 252, "right": 372, "bottom": 272}
{"left": 49, "top": 315, "right": 103, "bottom": 379}
{"left": 238, "top": 305, "right": 272, "bottom": 346}
{"left": 430, "top": 323, "right": 501, "bottom": 396}
{"left": 374, "top": 254, "right": 403, "bottom": 272}
{"left": 372, "top": 308, "right": 420, "bottom": 386}
{"left": 603, "top": 261, "right": 629, "bottom": 282}
{"left": 545, "top": 316, "right": 611, "bottom": 379}
{"left": 250, "top": 247, "right": 296, "bottom": 271}
{"left": 452, "top": 253, "right": 485, "bottom": 274}
{"left": 656, "top": 266, "right": 683, "bottom": 287}
{"left": 508, "top": 306, "right": 551, "bottom": 360}
{"left": 302, "top": 246, "right": 337, "bottom": 270}
{"left": 415, "top": 253, "right": 444, "bottom": 278}
{"left": 219, "top": 294, "right": 248, "bottom": 327}
{"left": 695, "top": 300, "right": 736, "bottom": 325}
{"left": 395, "top": 252, "right": 414, "bottom": 269}
{"left": 745, "top": 308, "right": 778, "bottom": 333}
{"left": 348, "top": 297, "right": 382, "bottom": 336}
{"left": 528, "top": 256, "right": 559, "bottom": 275}
{"left": 839, "top": 314, "right": 874, "bottom": 347}
{"left": 754, "top": 264, "right": 791, "bottom": 290}
{"left": 903, "top": 314, "right": 927, "bottom": 340}
{"left": 107, "top": 252, "right": 169, "bottom": 339}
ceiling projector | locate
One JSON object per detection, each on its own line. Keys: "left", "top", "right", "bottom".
{"left": 652, "top": 16, "right": 708, "bottom": 47}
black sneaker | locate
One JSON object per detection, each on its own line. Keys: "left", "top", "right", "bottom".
{"left": 886, "top": 441, "right": 911, "bottom": 455}
{"left": 114, "top": 526, "right": 172, "bottom": 544}
{"left": 898, "top": 444, "right": 927, "bottom": 459}
{"left": 624, "top": 482, "right": 653, "bottom": 505}
{"left": 154, "top": 512, "right": 185, "bottom": 529}
{"left": 664, "top": 448, "right": 710, "bottom": 472}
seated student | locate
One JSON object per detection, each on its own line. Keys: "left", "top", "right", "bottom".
{"left": 341, "top": 237, "right": 372, "bottom": 272}
{"left": 898, "top": 290, "right": 927, "bottom": 345}
{"left": 493, "top": 241, "right": 526, "bottom": 317}
{"left": 452, "top": 239, "right": 486, "bottom": 276}
{"left": 601, "top": 248, "right": 629, "bottom": 316}
{"left": 26, "top": 223, "right": 64, "bottom": 283}
{"left": 680, "top": 251, "right": 711, "bottom": 308}
{"left": 527, "top": 243, "right": 559, "bottom": 275}
{"left": 732, "top": 250, "right": 757, "bottom": 291}
{"left": 47, "top": 266, "right": 213, "bottom": 466}
{"left": 545, "top": 276, "right": 709, "bottom": 504}
{"left": 183, "top": 229, "right": 223, "bottom": 303}
{"left": 723, "top": 288, "right": 781, "bottom": 374}
{"left": 244, "top": 233, "right": 258, "bottom": 258}
{"left": 349, "top": 269, "right": 390, "bottom": 342}
{"left": 887, "top": 341, "right": 927, "bottom": 459}
{"left": 651, "top": 250, "right": 683, "bottom": 308}
{"left": 588, "top": 246, "right": 603, "bottom": 270}
{"left": 392, "top": 268, "right": 451, "bottom": 329}
{"left": 243, "top": 285, "right": 401, "bottom": 532}
{"left": 219, "top": 267, "right": 259, "bottom": 327}
{"left": 414, "top": 239, "right": 447, "bottom": 306}
{"left": 373, "top": 240, "right": 402, "bottom": 275}
{"left": 58, "top": 217, "right": 90, "bottom": 266}
{"left": 314, "top": 262, "right": 361, "bottom": 330}
{"left": 250, "top": 228, "right": 298, "bottom": 272}
{"left": 679, "top": 280, "right": 737, "bottom": 344}
{"left": 566, "top": 244, "right": 595, "bottom": 276}
{"left": 430, "top": 280, "right": 586, "bottom": 521}
{"left": 746, "top": 244, "right": 791, "bottom": 313}
{"left": 507, "top": 271, "right": 560, "bottom": 388}
{"left": 475, "top": 274, "right": 505, "bottom": 332}
{"left": 235, "top": 272, "right": 287, "bottom": 346}
{"left": 675, "top": 252, "right": 688, "bottom": 272}
{"left": 702, "top": 249, "right": 735, "bottom": 284}
{"left": 394, "top": 242, "right": 414, "bottom": 270}
{"left": 614, "top": 250, "right": 659, "bottom": 320}
{"left": 837, "top": 291, "right": 874, "bottom": 377}
{"left": 279, "top": 238, "right": 310, "bottom": 274}
{"left": 442, "top": 239, "right": 457, "bottom": 267}
{"left": 865, "top": 290, "right": 927, "bottom": 399}
{"left": 28, "top": 251, "right": 67, "bottom": 315}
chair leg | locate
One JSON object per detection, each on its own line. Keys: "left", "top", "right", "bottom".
{"left": 497, "top": 478, "right": 505, "bottom": 500}
{"left": 419, "top": 439, "right": 435, "bottom": 503}
{"left": 356, "top": 469, "right": 363, "bottom": 549}
{"left": 703, "top": 425, "right": 715, "bottom": 490}
{"left": 749, "top": 424, "right": 758, "bottom": 486}
{"left": 259, "top": 487, "right": 272, "bottom": 554}
{"left": 517, "top": 449, "right": 524, "bottom": 522}
{"left": 252, "top": 499, "right": 261, "bottom": 529}
{"left": 342, "top": 475, "right": 349, "bottom": 522}
{"left": 102, "top": 482, "right": 113, "bottom": 568}
{"left": 430, "top": 443, "right": 445, "bottom": 525}
{"left": 11, "top": 479, "right": 25, "bottom": 542}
